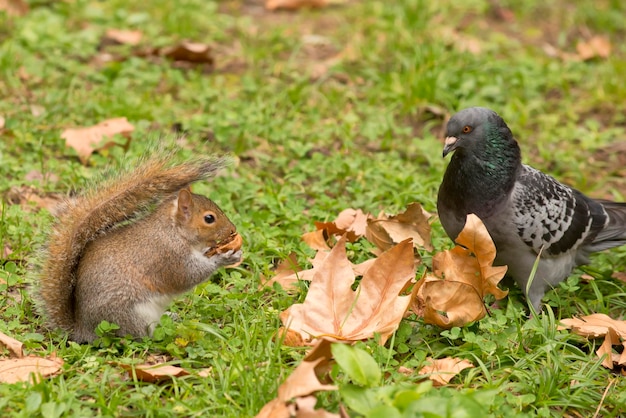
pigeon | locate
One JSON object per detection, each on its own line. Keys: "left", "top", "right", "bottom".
{"left": 437, "top": 107, "right": 626, "bottom": 311}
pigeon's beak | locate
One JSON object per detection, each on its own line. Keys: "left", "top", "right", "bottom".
{"left": 442, "top": 136, "right": 459, "bottom": 157}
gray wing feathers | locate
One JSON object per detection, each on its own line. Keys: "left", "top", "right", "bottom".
{"left": 511, "top": 166, "right": 595, "bottom": 256}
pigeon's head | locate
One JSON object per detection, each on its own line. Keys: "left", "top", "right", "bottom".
{"left": 442, "top": 107, "right": 510, "bottom": 157}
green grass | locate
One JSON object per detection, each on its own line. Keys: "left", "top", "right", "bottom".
{"left": 1, "top": 0, "right": 626, "bottom": 416}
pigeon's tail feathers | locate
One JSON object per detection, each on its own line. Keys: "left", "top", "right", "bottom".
{"left": 588, "top": 200, "right": 626, "bottom": 251}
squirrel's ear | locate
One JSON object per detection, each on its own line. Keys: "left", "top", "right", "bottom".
{"left": 177, "top": 189, "right": 194, "bottom": 220}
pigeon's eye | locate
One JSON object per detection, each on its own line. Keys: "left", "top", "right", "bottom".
{"left": 462, "top": 125, "right": 472, "bottom": 133}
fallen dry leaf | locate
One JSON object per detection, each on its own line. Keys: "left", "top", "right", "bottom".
{"left": 5, "top": 185, "right": 64, "bottom": 212}
{"left": 0, "top": 0, "right": 28, "bottom": 16}
{"left": 611, "top": 271, "right": 626, "bottom": 283}
{"left": 262, "top": 253, "right": 307, "bottom": 292}
{"left": 0, "top": 331, "right": 23, "bottom": 357}
{"left": 559, "top": 313, "right": 626, "bottom": 339}
{"left": 293, "top": 396, "right": 340, "bottom": 417}
{"left": 315, "top": 208, "right": 370, "bottom": 242}
{"left": 121, "top": 363, "right": 189, "bottom": 383}
{"left": 161, "top": 41, "right": 214, "bottom": 65}
{"left": 256, "top": 339, "right": 337, "bottom": 418}
{"left": 560, "top": 313, "right": 626, "bottom": 370}
{"left": 264, "top": 246, "right": 375, "bottom": 294}
{"left": 265, "top": 0, "right": 328, "bottom": 11}
{"left": 61, "top": 118, "right": 134, "bottom": 164}
{"left": 418, "top": 357, "right": 474, "bottom": 386}
{"left": 277, "top": 327, "right": 307, "bottom": 347}
{"left": 411, "top": 214, "right": 508, "bottom": 328}
{"left": 197, "top": 367, "right": 213, "bottom": 378}
{"left": 366, "top": 203, "right": 433, "bottom": 252}
{"left": 596, "top": 327, "right": 626, "bottom": 370}
{"left": 0, "top": 355, "right": 63, "bottom": 384}
{"left": 576, "top": 36, "right": 611, "bottom": 61}
{"left": 280, "top": 236, "right": 415, "bottom": 345}
{"left": 2, "top": 244, "right": 12, "bottom": 261}
{"left": 302, "top": 229, "right": 332, "bottom": 251}
{"left": 103, "top": 29, "right": 143, "bottom": 46}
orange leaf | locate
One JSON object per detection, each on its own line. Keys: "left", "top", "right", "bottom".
{"left": 0, "top": 0, "right": 28, "bottom": 16}
{"left": 596, "top": 327, "right": 622, "bottom": 370}
{"left": 103, "top": 29, "right": 143, "bottom": 46}
{"left": 0, "top": 331, "right": 23, "bottom": 358}
{"left": 161, "top": 41, "right": 214, "bottom": 64}
{"left": 0, "top": 355, "right": 63, "bottom": 384}
{"left": 293, "top": 396, "right": 340, "bottom": 417}
{"left": 418, "top": 357, "right": 474, "bottom": 386}
{"left": 256, "top": 339, "right": 337, "bottom": 418}
{"left": 576, "top": 36, "right": 611, "bottom": 60}
{"left": 366, "top": 203, "right": 433, "bottom": 252}
{"left": 559, "top": 313, "right": 626, "bottom": 339}
{"left": 61, "top": 118, "right": 134, "bottom": 164}
{"left": 611, "top": 271, "right": 626, "bottom": 283}
{"left": 302, "top": 229, "right": 332, "bottom": 251}
{"left": 6, "top": 185, "right": 64, "bottom": 212}
{"left": 121, "top": 363, "right": 189, "bottom": 383}
{"left": 265, "top": 0, "right": 328, "bottom": 11}
{"left": 411, "top": 214, "right": 507, "bottom": 328}
{"left": 261, "top": 252, "right": 306, "bottom": 292}
{"left": 281, "top": 237, "right": 415, "bottom": 344}
{"left": 314, "top": 208, "right": 370, "bottom": 242}
{"left": 412, "top": 274, "right": 487, "bottom": 328}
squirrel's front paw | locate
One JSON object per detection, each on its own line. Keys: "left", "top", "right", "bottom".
{"left": 217, "top": 249, "right": 243, "bottom": 267}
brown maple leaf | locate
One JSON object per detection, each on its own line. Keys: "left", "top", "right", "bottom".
{"left": 314, "top": 208, "right": 370, "bottom": 243}
{"left": 280, "top": 236, "right": 415, "bottom": 345}
{"left": 366, "top": 203, "right": 433, "bottom": 252}
{"left": 411, "top": 214, "right": 508, "bottom": 328}
{"left": 256, "top": 339, "right": 337, "bottom": 418}
{"left": 61, "top": 118, "right": 134, "bottom": 164}
{"left": 559, "top": 313, "right": 626, "bottom": 370}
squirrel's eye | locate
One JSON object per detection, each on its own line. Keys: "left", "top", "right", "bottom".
{"left": 204, "top": 214, "right": 216, "bottom": 224}
{"left": 462, "top": 125, "right": 472, "bottom": 133}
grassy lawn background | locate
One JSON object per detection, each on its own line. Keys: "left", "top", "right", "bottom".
{"left": 1, "top": 0, "right": 626, "bottom": 416}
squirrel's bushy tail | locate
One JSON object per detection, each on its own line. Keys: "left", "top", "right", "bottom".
{"left": 38, "top": 154, "right": 228, "bottom": 333}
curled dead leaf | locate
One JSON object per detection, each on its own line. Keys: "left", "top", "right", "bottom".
{"left": 121, "top": 363, "right": 189, "bottom": 383}
{"left": 0, "top": 0, "right": 29, "bottom": 16}
{"left": 314, "top": 208, "right": 370, "bottom": 242}
{"left": 412, "top": 214, "right": 508, "bottom": 329}
{"left": 418, "top": 357, "right": 474, "bottom": 386}
{"left": 576, "top": 36, "right": 611, "bottom": 61}
{"left": 103, "top": 29, "right": 143, "bottom": 46}
{"left": 596, "top": 327, "right": 626, "bottom": 370}
{"left": 559, "top": 313, "right": 626, "bottom": 339}
{"left": 277, "top": 326, "right": 307, "bottom": 347}
{"left": 256, "top": 339, "right": 337, "bottom": 418}
{"left": 366, "top": 203, "right": 433, "bottom": 252}
{"left": 0, "top": 331, "right": 24, "bottom": 357}
{"left": 261, "top": 253, "right": 305, "bottom": 292}
{"left": 302, "top": 229, "right": 332, "bottom": 251}
{"left": 161, "top": 41, "right": 214, "bottom": 65}
{"left": 265, "top": 0, "right": 328, "bottom": 11}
